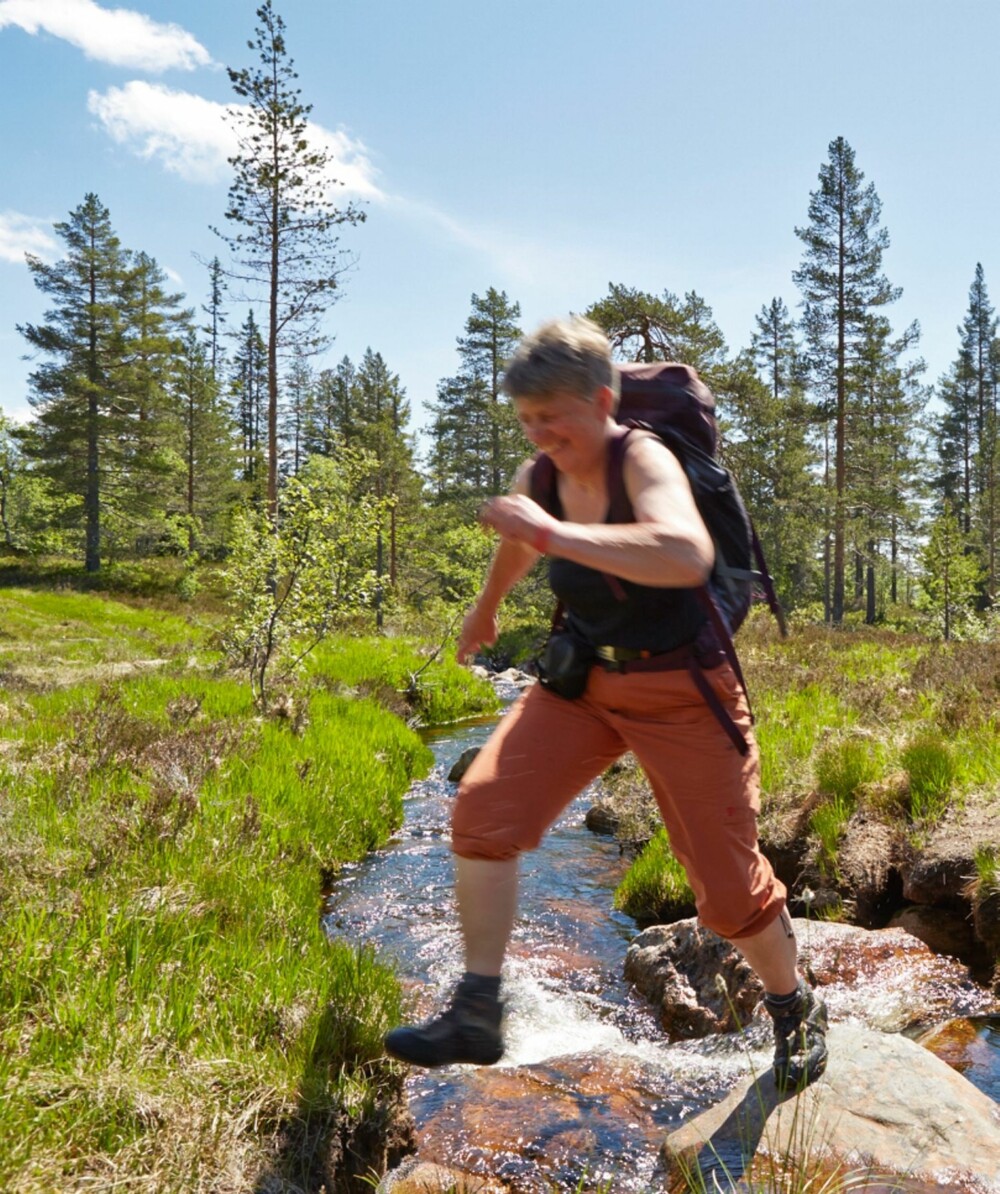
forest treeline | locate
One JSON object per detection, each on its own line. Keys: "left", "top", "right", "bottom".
{"left": 1, "top": 2, "right": 997, "bottom": 640}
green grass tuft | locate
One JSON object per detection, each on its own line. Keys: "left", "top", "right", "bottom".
{"left": 614, "top": 828, "right": 695, "bottom": 923}
{"left": 901, "top": 732, "right": 956, "bottom": 823}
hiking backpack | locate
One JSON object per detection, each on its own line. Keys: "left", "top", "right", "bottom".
{"left": 530, "top": 360, "right": 786, "bottom": 752}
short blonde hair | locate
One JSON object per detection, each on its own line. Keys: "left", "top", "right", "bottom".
{"left": 501, "top": 316, "right": 619, "bottom": 409}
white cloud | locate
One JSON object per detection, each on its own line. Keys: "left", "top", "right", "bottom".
{"left": 0, "top": 211, "right": 58, "bottom": 264}
{"left": 87, "top": 80, "right": 384, "bottom": 200}
{"left": 0, "top": 0, "right": 213, "bottom": 71}
{"left": 88, "top": 82, "right": 233, "bottom": 183}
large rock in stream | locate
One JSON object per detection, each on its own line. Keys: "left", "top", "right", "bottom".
{"left": 380, "top": 919, "right": 1000, "bottom": 1192}
{"left": 625, "top": 916, "right": 998, "bottom": 1039}
{"left": 630, "top": 917, "right": 1000, "bottom": 1191}
{"left": 663, "top": 1023, "right": 1000, "bottom": 1192}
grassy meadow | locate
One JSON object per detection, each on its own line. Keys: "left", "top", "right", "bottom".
{"left": 610, "top": 611, "right": 1000, "bottom": 929}
{"left": 0, "top": 576, "right": 498, "bottom": 1193}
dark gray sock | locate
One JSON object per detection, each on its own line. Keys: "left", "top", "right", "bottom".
{"left": 459, "top": 971, "right": 501, "bottom": 1000}
{"left": 764, "top": 980, "right": 804, "bottom": 1010}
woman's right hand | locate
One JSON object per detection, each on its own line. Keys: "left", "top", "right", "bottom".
{"left": 456, "top": 605, "right": 499, "bottom": 664}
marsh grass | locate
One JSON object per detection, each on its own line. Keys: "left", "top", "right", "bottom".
{"left": 613, "top": 623, "right": 1000, "bottom": 916}
{"left": 0, "top": 587, "right": 497, "bottom": 1192}
{"left": 309, "top": 634, "right": 500, "bottom": 726}
{"left": 974, "top": 844, "right": 1000, "bottom": 896}
{"left": 901, "top": 732, "right": 956, "bottom": 823}
{"left": 614, "top": 828, "right": 696, "bottom": 922}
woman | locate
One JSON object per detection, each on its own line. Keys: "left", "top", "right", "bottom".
{"left": 385, "top": 316, "right": 827, "bottom": 1091}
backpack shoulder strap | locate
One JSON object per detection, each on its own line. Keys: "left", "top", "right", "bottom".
{"left": 529, "top": 451, "right": 559, "bottom": 516}
{"left": 605, "top": 424, "right": 647, "bottom": 524}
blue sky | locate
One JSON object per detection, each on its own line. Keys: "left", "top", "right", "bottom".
{"left": 1, "top": 0, "right": 998, "bottom": 444}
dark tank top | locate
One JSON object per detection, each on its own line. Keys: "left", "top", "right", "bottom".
{"left": 535, "top": 434, "right": 706, "bottom": 652}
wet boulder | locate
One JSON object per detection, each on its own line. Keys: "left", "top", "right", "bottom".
{"left": 625, "top": 917, "right": 999, "bottom": 1040}
{"left": 378, "top": 1158, "right": 503, "bottom": 1192}
{"left": 663, "top": 1024, "right": 1000, "bottom": 1193}
{"left": 623, "top": 920, "right": 761, "bottom": 1038}
{"left": 583, "top": 800, "right": 621, "bottom": 836}
{"left": 886, "top": 903, "right": 980, "bottom": 962}
{"left": 447, "top": 746, "right": 481, "bottom": 784}
{"left": 494, "top": 666, "right": 535, "bottom": 689}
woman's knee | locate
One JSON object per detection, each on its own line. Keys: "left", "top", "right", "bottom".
{"left": 696, "top": 879, "right": 787, "bottom": 941}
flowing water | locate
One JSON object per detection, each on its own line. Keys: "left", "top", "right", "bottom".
{"left": 325, "top": 687, "right": 1000, "bottom": 1192}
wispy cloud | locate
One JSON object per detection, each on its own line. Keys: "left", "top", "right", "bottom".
{"left": 386, "top": 193, "right": 592, "bottom": 289}
{"left": 88, "top": 80, "right": 384, "bottom": 200}
{"left": 0, "top": 211, "right": 59, "bottom": 264}
{"left": 0, "top": 0, "right": 213, "bottom": 72}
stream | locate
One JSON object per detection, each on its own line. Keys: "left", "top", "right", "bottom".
{"left": 324, "top": 685, "right": 1000, "bottom": 1192}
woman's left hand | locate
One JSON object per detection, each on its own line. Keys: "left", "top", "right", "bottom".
{"left": 479, "top": 494, "right": 558, "bottom": 554}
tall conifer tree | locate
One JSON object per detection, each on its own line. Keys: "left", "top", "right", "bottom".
{"left": 18, "top": 194, "right": 128, "bottom": 571}
{"left": 793, "top": 137, "right": 904, "bottom": 623}
{"left": 231, "top": 310, "right": 268, "bottom": 497}
{"left": 586, "top": 284, "right": 727, "bottom": 380}
{"left": 428, "top": 290, "right": 523, "bottom": 507}
{"left": 217, "top": 0, "right": 365, "bottom": 517}
{"left": 178, "top": 330, "right": 240, "bottom": 552}
{"left": 936, "top": 264, "right": 998, "bottom": 599}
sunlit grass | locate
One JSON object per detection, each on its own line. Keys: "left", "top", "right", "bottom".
{"left": 974, "top": 844, "right": 1000, "bottom": 896}
{"left": 613, "top": 828, "right": 695, "bottom": 922}
{"left": 901, "top": 731, "right": 956, "bottom": 823}
{"left": 309, "top": 633, "right": 500, "bottom": 725}
{"left": 0, "top": 586, "right": 206, "bottom": 660}
{"left": 0, "top": 589, "right": 496, "bottom": 1191}
{"left": 755, "top": 684, "right": 852, "bottom": 798}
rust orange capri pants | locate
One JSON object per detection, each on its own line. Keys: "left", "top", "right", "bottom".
{"left": 452, "top": 660, "right": 786, "bottom": 941}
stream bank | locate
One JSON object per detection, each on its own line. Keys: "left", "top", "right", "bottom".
{"left": 326, "top": 676, "right": 999, "bottom": 1192}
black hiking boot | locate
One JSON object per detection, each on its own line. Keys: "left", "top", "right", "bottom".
{"left": 764, "top": 981, "right": 829, "bottom": 1091}
{"left": 384, "top": 985, "right": 504, "bottom": 1068}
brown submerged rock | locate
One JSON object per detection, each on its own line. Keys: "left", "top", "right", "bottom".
{"left": 378, "top": 1157, "right": 504, "bottom": 1192}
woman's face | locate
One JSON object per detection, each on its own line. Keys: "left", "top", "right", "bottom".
{"left": 514, "top": 387, "right": 612, "bottom": 476}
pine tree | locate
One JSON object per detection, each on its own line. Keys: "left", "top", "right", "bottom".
{"left": 428, "top": 289, "right": 523, "bottom": 508}
{"left": 936, "top": 264, "right": 998, "bottom": 600}
{"left": 201, "top": 256, "right": 227, "bottom": 382}
{"left": 177, "top": 330, "right": 240, "bottom": 553}
{"left": 847, "top": 315, "right": 925, "bottom": 620}
{"left": 230, "top": 310, "right": 268, "bottom": 496}
{"left": 793, "top": 137, "right": 905, "bottom": 623}
{"left": 586, "top": 283, "right": 727, "bottom": 379}
{"left": 920, "top": 500, "right": 983, "bottom": 640}
{"left": 455, "top": 288, "right": 523, "bottom": 494}
{"left": 216, "top": 0, "right": 365, "bottom": 516}
{"left": 0, "top": 415, "right": 73, "bottom": 554}
{"left": 354, "top": 349, "right": 420, "bottom": 619}
{"left": 722, "top": 303, "right": 821, "bottom": 607}
{"left": 308, "top": 356, "right": 357, "bottom": 456}
{"left": 282, "top": 349, "right": 314, "bottom": 477}
{"left": 426, "top": 372, "right": 492, "bottom": 508}
{"left": 117, "top": 250, "right": 193, "bottom": 552}
{"left": 18, "top": 194, "right": 129, "bottom": 571}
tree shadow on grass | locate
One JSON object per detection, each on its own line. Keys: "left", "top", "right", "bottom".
{"left": 253, "top": 1002, "right": 414, "bottom": 1194}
